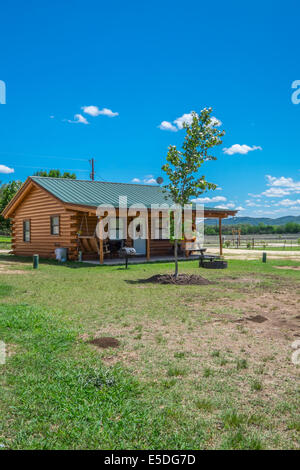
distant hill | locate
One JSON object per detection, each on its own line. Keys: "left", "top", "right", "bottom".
{"left": 205, "top": 215, "right": 300, "bottom": 226}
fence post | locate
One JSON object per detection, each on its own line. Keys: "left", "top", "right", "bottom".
{"left": 33, "top": 254, "right": 39, "bottom": 269}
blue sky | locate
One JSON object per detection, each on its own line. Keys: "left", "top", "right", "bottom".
{"left": 0, "top": 0, "right": 299, "bottom": 217}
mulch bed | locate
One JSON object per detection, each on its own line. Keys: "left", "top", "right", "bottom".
{"left": 88, "top": 337, "right": 120, "bottom": 348}
{"left": 138, "top": 274, "right": 212, "bottom": 286}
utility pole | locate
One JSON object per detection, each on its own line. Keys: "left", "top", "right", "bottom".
{"left": 89, "top": 158, "right": 95, "bottom": 181}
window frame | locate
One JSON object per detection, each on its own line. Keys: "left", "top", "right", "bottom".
{"left": 23, "top": 219, "right": 31, "bottom": 242}
{"left": 50, "top": 215, "right": 60, "bottom": 236}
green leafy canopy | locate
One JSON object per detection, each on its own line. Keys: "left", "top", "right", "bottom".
{"left": 33, "top": 169, "right": 76, "bottom": 179}
{"left": 162, "top": 107, "right": 224, "bottom": 207}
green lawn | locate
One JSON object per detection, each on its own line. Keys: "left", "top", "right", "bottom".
{"left": 0, "top": 236, "right": 11, "bottom": 250}
{"left": 0, "top": 254, "right": 299, "bottom": 450}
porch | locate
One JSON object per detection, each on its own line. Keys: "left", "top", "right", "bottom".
{"left": 75, "top": 208, "right": 232, "bottom": 264}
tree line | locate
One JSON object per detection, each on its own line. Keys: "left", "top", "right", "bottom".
{"left": 204, "top": 222, "right": 300, "bottom": 236}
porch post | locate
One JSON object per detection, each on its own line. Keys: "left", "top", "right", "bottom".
{"left": 219, "top": 217, "right": 223, "bottom": 256}
{"left": 146, "top": 215, "right": 150, "bottom": 261}
{"left": 99, "top": 216, "right": 104, "bottom": 264}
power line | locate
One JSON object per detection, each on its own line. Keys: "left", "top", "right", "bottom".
{"left": 13, "top": 164, "right": 89, "bottom": 172}
{"left": 0, "top": 151, "right": 88, "bottom": 162}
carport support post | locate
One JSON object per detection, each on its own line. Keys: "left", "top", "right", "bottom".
{"left": 146, "top": 216, "right": 150, "bottom": 261}
{"left": 219, "top": 217, "right": 223, "bottom": 256}
{"left": 99, "top": 216, "right": 104, "bottom": 265}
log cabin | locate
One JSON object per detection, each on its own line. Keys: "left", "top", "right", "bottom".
{"left": 2, "top": 176, "right": 237, "bottom": 263}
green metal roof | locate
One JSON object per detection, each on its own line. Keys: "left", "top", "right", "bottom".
{"left": 31, "top": 176, "right": 233, "bottom": 213}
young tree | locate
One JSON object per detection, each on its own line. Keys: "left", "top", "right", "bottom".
{"left": 162, "top": 108, "right": 225, "bottom": 277}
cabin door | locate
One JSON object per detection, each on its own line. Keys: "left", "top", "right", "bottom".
{"left": 132, "top": 218, "right": 147, "bottom": 255}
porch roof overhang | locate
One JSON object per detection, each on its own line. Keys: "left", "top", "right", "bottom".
{"left": 65, "top": 204, "right": 237, "bottom": 219}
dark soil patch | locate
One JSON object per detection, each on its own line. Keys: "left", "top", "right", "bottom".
{"left": 247, "top": 315, "right": 268, "bottom": 323}
{"left": 88, "top": 337, "right": 120, "bottom": 348}
{"left": 135, "top": 274, "right": 212, "bottom": 286}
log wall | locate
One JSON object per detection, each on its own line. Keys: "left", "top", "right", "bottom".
{"left": 11, "top": 184, "right": 78, "bottom": 260}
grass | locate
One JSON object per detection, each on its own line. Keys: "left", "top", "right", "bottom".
{"left": 0, "top": 254, "right": 299, "bottom": 449}
{"left": 251, "top": 380, "right": 263, "bottom": 391}
{"left": 236, "top": 358, "right": 248, "bottom": 370}
{"left": 0, "top": 236, "right": 11, "bottom": 250}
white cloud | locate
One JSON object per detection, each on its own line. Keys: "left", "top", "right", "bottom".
{"left": 248, "top": 193, "right": 261, "bottom": 198}
{"left": 82, "top": 106, "right": 119, "bottom": 117}
{"left": 159, "top": 111, "right": 222, "bottom": 132}
{"left": 192, "top": 196, "right": 227, "bottom": 204}
{"left": 262, "top": 187, "right": 291, "bottom": 198}
{"left": 210, "top": 116, "right": 222, "bottom": 127}
{"left": 254, "top": 209, "right": 283, "bottom": 215}
{"left": 276, "top": 199, "right": 300, "bottom": 207}
{"left": 173, "top": 113, "right": 194, "bottom": 130}
{"left": 215, "top": 203, "right": 235, "bottom": 209}
{"left": 265, "top": 175, "right": 300, "bottom": 193}
{"left": 143, "top": 177, "right": 156, "bottom": 184}
{"left": 246, "top": 200, "right": 262, "bottom": 207}
{"left": 223, "top": 144, "right": 262, "bottom": 155}
{"left": 0, "top": 165, "right": 14, "bottom": 174}
{"left": 132, "top": 175, "right": 156, "bottom": 184}
{"left": 158, "top": 121, "right": 178, "bottom": 132}
{"left": 214, "top": 202, "right": 243, "bottom": 210}
{"left": 67, "top": 114, "right": 89, "bottom": 125}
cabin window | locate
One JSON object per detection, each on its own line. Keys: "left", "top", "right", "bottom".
{"left": 23, "top": 220, "right": 30, "bottom": 242}
{"left": 50, "top": 216, "right": 60, "bottom": 235}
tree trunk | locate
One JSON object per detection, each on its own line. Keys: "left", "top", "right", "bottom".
{"left": 174, "top": 239, "right": 179, "bottom": 278}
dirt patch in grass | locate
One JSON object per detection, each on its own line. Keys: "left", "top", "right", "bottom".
{"left": 130, "top": 273, "right": 212, "bottom": 286}
{"left": 0, "top": 269, "right": 27, "bottom": 274}
{"left": 210, "top": 291, "right": 300, "bottom": 340}
{"left": 274, "top": 266, "right": 300, "bottom": 271}
{"left": 246, "top": 315, "right": 268, "bottom": 323}
{"left": 0, "top": 261, "right": 31, "bottom": 274}
{"left": 88, "top": 337, "right": 120, "bottom": 348}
